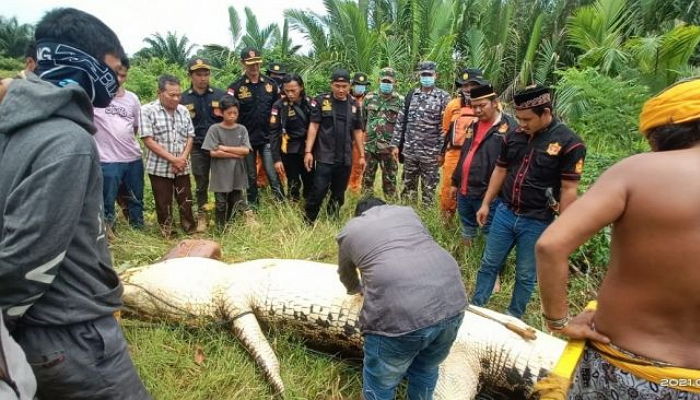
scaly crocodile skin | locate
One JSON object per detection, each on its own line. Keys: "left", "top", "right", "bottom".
{"left": 120, "top": 257, "right": 566, "bottom": 399}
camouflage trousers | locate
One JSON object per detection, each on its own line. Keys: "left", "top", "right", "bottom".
{"left": 402, "top": 153, "right": 440, "bottom": 206}
{"left": 362, "top": 151, "right": 398, "bottom": 198}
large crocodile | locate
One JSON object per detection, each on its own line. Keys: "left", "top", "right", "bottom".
{"left": 120, "top": 257, "right": 566, "bottom": 399}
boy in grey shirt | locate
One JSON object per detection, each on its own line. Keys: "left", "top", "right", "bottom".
{"left": 202, "top": 95, "right": 251, "bottom": 228}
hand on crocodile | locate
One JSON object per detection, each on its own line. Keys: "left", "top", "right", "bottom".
{"left": 551, "top": 309, "right": 610, "bottom": 343}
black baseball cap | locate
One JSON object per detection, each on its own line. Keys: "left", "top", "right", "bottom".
{"left": 331, "top": 68, "right": 351, "bottom": 83}
{"left": 456, "top": 68, "right": 486, "bottom": 85}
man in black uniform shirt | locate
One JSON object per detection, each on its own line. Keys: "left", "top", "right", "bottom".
{"left": 180, "top": 57, "right": 226, "bottom": 232}
{"left": 471, "top": 85, "right": 586, "bottom": 318}
{"left": 266, "top": 61, "right": 287, "bottom": 89}
{"left": 227, "top": 47, "right": 284, "bottom": 207}
{"left": 304, "top": 69, "right": 366, "bottom": 222}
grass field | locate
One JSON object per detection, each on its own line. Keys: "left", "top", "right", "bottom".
{"left": 111, "top": 185, "right": 606, "bottom": 400}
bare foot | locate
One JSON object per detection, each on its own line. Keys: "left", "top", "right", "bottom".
{"left": 493, "top": 275, "right": 501, "bottom": 293}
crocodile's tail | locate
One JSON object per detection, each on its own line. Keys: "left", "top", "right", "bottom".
{"left": 232, "top": 312, "right": 285, "bottom": 395}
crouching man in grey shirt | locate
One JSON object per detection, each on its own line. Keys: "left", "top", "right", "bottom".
{"left": 336, "top": 197, "right": 467, "bottom": 400}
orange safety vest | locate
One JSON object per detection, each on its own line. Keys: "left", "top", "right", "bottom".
{"left": 449, "top": 107, "right": 477, "bottom": 148}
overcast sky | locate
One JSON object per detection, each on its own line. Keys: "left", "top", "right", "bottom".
{"left": 3, "top": 0, "right": 327, "bottom": 55}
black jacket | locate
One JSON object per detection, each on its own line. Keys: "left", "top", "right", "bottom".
{"left": 269, "top": 97, "right": 312, "bottom": 162}
{"left": 180, "top": 86, "right": 226, "bottom": 144}
{"left": 452, "top": 113, "right": 517, "bottom": 198}
{"left": 227, "top": 74, "right": 280, "bottom": 146}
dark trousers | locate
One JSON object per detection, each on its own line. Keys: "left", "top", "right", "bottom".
{"left": 304, "top": 162, "right": 351, "bottom": 222}
{"left": 190, "top": 144, "right": 211, "bottom": 214}
{"left": 214, "top": 190, "right": 246, "bottom": 227}
{"left": 245, "top": 143, "right": 284, "bottom": 206}
{"left": 282, "top": 152, "right": 314, "bottom": 201}
{"left": 101, "top": 160, "right": 144, "bottom": 228}
{"left": 148, "top": 174, "right": 195, "bottom": 234}
{"left": 12, "top": 316, "right": 150, "bottom": 400}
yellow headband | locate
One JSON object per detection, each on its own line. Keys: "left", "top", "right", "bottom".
{"left": 639, "top": 78, "right": 700, "bottom": 135}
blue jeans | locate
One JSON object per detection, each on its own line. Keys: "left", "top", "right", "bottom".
{"left": 245, "top": 143, "right": 284, "bottom": 206}
{"left": 471, "top": 203, "right": 550, "bottom": 318}
{"left": 456, "top": 194, "right": 498, "bottom": 239}
{"left": 362, "top": 313, "right": 464, "bottom": 400}
{"left": 101, "top": 160, "right": 144, "bottom": 228}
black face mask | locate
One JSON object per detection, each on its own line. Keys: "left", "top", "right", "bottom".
{"left": 34, "top": 40, "right": 118, "bottom": 108}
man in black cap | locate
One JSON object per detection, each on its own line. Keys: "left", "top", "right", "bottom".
{"left": 439, "top": 67, "right": 486, "bottom": 220}
{"left": 450, "top": 83, "right": 516, "bottom": 247}
{"left": 348, "top": 72, "right": 369, "bottom": 193}
{"left": 304, "top": 69, "right": 366, "bottom": 222}
{"left": 471, "top": 85, "right": 586, "bottom": 319}
{"left": 266, "top": 61, "right": 287, "bottom": 89}
{"left": 227, "top": 47, "right": 283, "bottom": 207}
{"left": 181, "top": 57, "right": 226, "bottom": 232}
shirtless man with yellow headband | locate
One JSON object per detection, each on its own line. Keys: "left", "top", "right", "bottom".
{"left": 536, "top": 78, "right": 700, "bottom": 399}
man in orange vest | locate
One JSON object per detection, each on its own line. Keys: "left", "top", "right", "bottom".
{"left": 348, "top": 72, "right": 369, "bottom": 193}
{"left": 439, "top": 68, "right": 486, "bottom": 220}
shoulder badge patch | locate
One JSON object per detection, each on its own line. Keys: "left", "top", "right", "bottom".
{"left": 546, "top": 142, "right": 562, "bottom": 156}
{"left": 265, "top": 83, "right": 273, "bottom": 93}
{"left": 575, "top": 158, "right": 584, "bottom": 174}
{"left": 498, "top": 123, "right": 508, "bottom": 133}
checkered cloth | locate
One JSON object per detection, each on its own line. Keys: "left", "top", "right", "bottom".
{"left": 140, "top": 101, "right": 195, "bottom": 178}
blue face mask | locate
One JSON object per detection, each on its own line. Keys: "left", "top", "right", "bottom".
{"left": 353, "top": 85, "right": 366, "bottom": 95}
{"left": 379, "top": 82, "right": 393, "bottom": 94}
{"left": 420, "top": 76, "right": 435, "bottom": 88}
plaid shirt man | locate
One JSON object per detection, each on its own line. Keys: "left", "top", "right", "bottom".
{"left": 140, "top": 100, "right": 195, "bottom": 178}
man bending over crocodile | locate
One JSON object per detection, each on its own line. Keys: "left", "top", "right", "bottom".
{"left": 337, "top": 197, "right": 468, "bottom": 400}
{"left": 536, "top": 78, "right": 700, "bottom": 399}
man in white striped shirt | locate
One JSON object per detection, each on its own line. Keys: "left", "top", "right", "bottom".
{"left": 140, "top": 74, "right": 196, "bottom": 237}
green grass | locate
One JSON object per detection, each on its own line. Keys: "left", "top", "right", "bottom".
{"left": 112, "top": 182, "right": 608, "bottom": 399}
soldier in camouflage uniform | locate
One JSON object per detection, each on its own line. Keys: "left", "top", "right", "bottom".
{"left": 390, "top": 61, "right": 450, "bottom": 205}
{"left": 362, "top": 68, "right": 403, "bottom": 197}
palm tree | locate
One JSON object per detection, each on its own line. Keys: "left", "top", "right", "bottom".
{"left": 135, "top": 32, "right": 196, "bottom": 67}
{"left": 566, "top": 0, "right": 634, "bottom": 75}
{"left": 241, "top": 7, "right": 279, "bottom": 51}
{"left": 0, "top": 16, "right": 34, "bottom": 58}
{"left": 626, "top": 24, "right": 700, "bottom": 90}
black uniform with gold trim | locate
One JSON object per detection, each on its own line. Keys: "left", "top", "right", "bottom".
{"left": 269, "top": 96, "right": 313, "bottom": 162}
{"left": 227, "top": 74, "right": 280, "bottom": 147}
{"left": 180, "top": 86, "right": 226, "bottom": 145}
{"left": 270, "top": 97, "right": 313, "bottom": 201}
{"left": 308, "top": 93, "right": 363, "bottom": 166}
